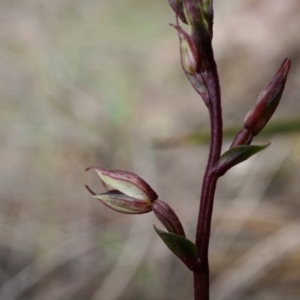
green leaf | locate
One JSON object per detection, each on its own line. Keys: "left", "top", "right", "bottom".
{"left": 154, "top": 226, "right": 198, "bottom": 259}
{"left": 214, "top": 144, "right": 270, "bottom": 176}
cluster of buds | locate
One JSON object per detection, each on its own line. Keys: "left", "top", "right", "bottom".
{"left": 231, "top": 58, "right": 291, "bottom": 148}
{"left": 169, "top": 0, "right": 217, "bottom": 106}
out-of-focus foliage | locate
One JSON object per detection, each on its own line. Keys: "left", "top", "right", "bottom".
{"left": 0, "top": 1, "right": 300, "bottom": 300}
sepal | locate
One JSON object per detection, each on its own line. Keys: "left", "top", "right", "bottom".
{"left": 93, "top": 191, "right": 152, "bottom": 214}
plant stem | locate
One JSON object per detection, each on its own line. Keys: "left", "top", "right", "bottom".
{"left": 194, "top": 57, "right": 223, "bottom": 299}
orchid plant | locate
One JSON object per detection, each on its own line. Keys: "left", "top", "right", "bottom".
{"left": 86, "top": 1, "right": 291, "bottom": 299}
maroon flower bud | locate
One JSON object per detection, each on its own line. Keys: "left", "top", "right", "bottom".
{"left": 244, "top": 58, "right": 291, "bottom": 135}
{"left": 171, "top": 22, "right": 209, "bottom": 105}
{"left": 171, "top": 24, "right": 200, "bottom": 75}
{"left": 151, "top": 200, "right": 185, "bottom": 237}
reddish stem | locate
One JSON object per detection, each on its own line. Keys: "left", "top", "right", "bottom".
{"left": 193, "top": 54, "right": 223, "bottom": 299}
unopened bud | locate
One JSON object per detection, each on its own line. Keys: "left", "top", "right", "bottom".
{"left": 244, "top": 58, "right": 291, "bottom": 135}
{"left": 151, "top": 200, "right": 185, "bottom": 237}
{"left": 171, "top": 24, "right": 200, "bottom": 75}
{"left": 86, "top": 167, "right": 158, "bottom": 203}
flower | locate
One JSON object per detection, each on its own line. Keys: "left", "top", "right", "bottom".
{"left": 85, "top": 167, "right": 185, "bottom": 236}
{"left": 85, "top": 167, "right": 157, "bottom": 214}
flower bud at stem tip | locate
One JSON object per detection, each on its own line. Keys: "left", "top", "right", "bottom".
{"left": 244, "top": 58, "right": 291, "bottom": 135}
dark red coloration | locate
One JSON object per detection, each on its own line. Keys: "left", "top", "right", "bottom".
{"left": 230, "top": 127, "right": 253, "bottom": 148}
{"left": 87, "top": 1, "right": 291, "bottom": 299}
{"left": 168, "top": 0, "right": 187, "bottom": 24}
{"left": 151, "top": 199, "right": 186, "bottom": 237}
{"left": 86, "top": 166, "right": 158, "bottom": 202}
{"left": 244, "top": 58, "right": 291, "bottom": 135}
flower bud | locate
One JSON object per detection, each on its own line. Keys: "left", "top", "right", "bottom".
{"left": 86, "top": 167, "right": 158, "bottom": 215}
{"left": 151, "top": 200, "right": 185, "bottom": 237}
{"left": 244, "top": 58, "right": 291, "bottom": 135}
{"left": 172, "top": 25, "right": 200, "bottom": 75}
{"left": 86, "top": 167, "right": 158, "bottom": 203}
{"left": 180, "top": 34, "right": 199, "bottom": 75}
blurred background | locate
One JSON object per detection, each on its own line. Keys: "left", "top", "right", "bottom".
{"left": 0, "top": 0, "right": 300, "bottom": 299}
